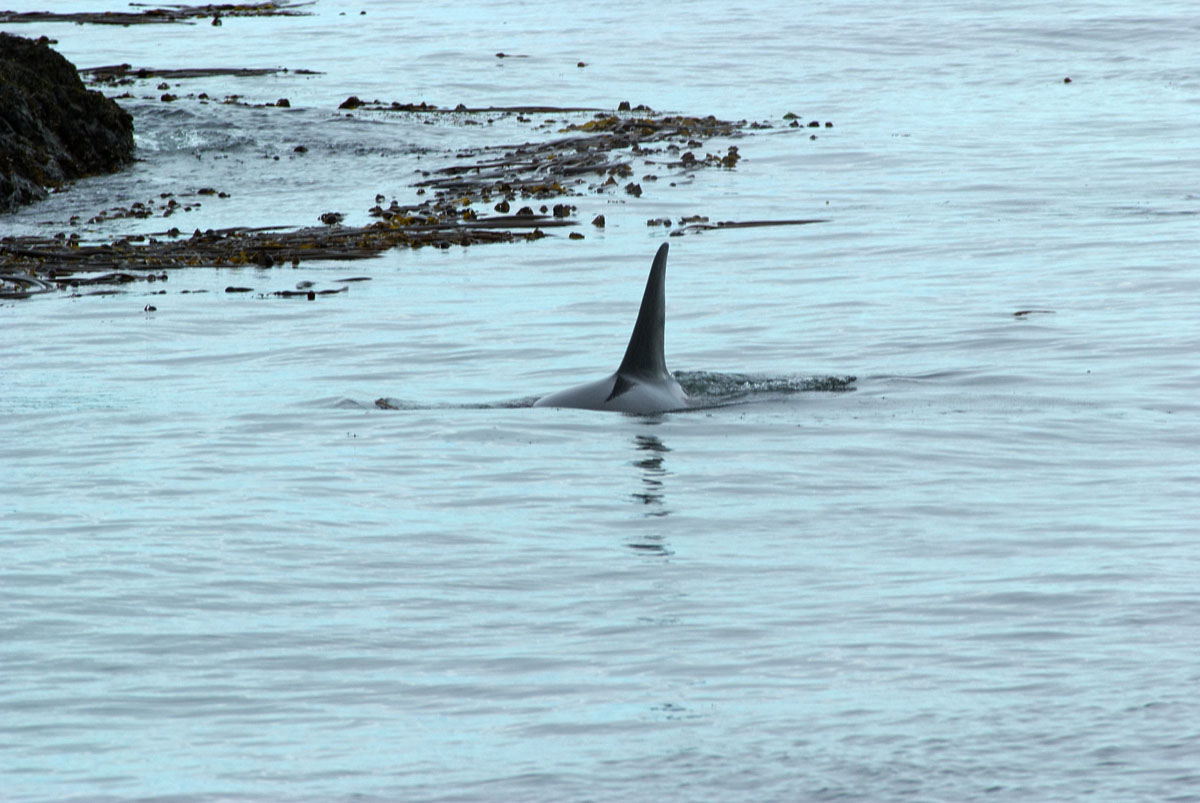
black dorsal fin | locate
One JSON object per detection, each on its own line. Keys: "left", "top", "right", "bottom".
{"left": 617, "top": 243, "right": 670, "bottom": 377}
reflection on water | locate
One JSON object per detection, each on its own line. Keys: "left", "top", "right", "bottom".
{"left": 627, "top": 430, "right": 673, "bottom": 556}
{"left": 630, "top": 432, "right": 670, "bottom": 515}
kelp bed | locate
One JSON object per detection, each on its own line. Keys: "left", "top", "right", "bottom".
{"left": 80, "top": 64, "right": 322, "bottom": 83}
{"left": 2, "top": 104, "right": 828, "bottom": 299}
{"left": 0, "top": 3, "right": 312, "bottom": 26}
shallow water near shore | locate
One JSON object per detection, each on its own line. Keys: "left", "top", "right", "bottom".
{"left": 3, "top": 1, "right": 1200, "bottom": 801}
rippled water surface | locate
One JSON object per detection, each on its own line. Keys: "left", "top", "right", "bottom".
{"left": 3, "top": 1, "right": 1199, "bottom": 801}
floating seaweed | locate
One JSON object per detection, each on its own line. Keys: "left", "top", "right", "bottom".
{"left": 670, "top": 218, "right": 829, "bottom": 236}
{"left": 0, "top": 3, "right": 313, "bottom": 26}
{"left": 396, "top": 110, "right": 754, "bottom": 215}
{"left": 1, "top": 105, "right": 831, "bottom": 296}
{"left": 81, "top": 64, "right": 321, "bottom": 85}
{"left": 0, "top": 213, "right": 570, "bottom": 292}
{"left": 0, "top": 272, "right": 55, "bottom": 299}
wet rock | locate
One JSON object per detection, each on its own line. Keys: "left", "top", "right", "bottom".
{"left": 591, "top": 214, "right": 605, "bottom": 227}
{"left": 0, "top": 33, "right": 134, "bottom": 212}
{"left": 338, "top": 95, "right": 364, "bottom": 110}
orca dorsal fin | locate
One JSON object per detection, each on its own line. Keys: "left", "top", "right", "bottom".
{"left": 617, "top": 242, "right": 670, "bottom": 378}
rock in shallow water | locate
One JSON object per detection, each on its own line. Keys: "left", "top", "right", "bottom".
{"left": 0, "top": 33, "right": 135, "bottom": 212}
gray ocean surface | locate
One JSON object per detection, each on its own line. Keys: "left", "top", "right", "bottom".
{"left": 3, "top": 1, "right": 1199, "bottom": 800}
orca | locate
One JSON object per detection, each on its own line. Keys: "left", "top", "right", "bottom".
{"left": 534, "top": 242, "right": 691, "bottom": 414}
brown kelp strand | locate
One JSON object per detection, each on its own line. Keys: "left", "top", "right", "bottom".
{"left": 668, "top": 218, "right": 830, "bottom": 236}
{"left": 80, "top": 65, "right": 321, "bottom": 86}
{"left": 0, "top": 3, "right": 313, "bottom": 26}
{"left": 0, "top": 216, "right": 565, "bottom": 283}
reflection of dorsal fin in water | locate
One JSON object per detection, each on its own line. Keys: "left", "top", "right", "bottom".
{"left": 534, "top": 243, "right": 690, "bottom": 414}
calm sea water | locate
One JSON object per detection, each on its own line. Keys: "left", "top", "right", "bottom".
{"left": 3, "top": 1, "right": 1199, "bottom": 801}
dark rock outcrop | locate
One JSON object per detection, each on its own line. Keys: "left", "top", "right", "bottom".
{"left": 0, "top": 33, "right": 134, "bottom": 212}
